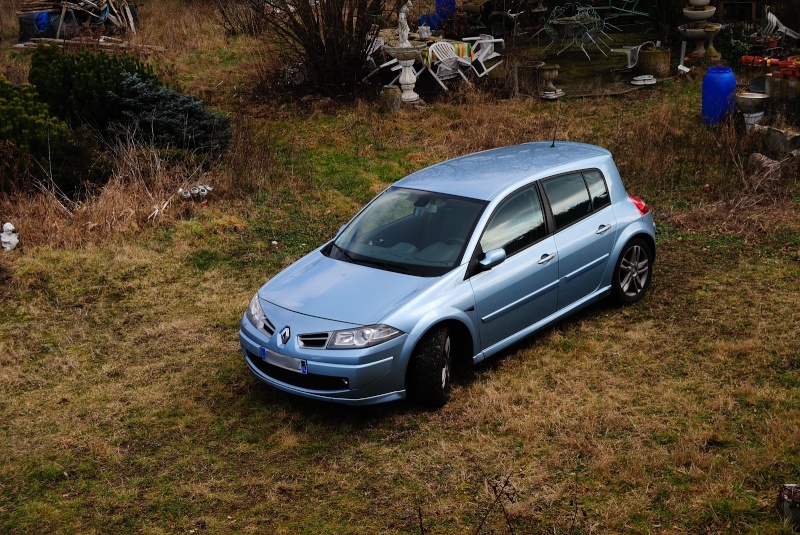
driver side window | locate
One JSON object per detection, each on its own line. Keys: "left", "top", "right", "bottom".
{"left": 480, "top": 187, "right": 546, "bottom": 257}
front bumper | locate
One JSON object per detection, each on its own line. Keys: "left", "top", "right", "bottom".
{"left": 239, "top": 315, "right": 411, "bottom": 406}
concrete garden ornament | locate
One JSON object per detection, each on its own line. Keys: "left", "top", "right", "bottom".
{"left": 2, "top": 222, "right": 19, "bottom": 251}
{"left": 383, "top": 0, "right": 426, "bottom": 102}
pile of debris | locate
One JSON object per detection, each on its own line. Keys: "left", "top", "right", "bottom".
{"left": 16, "top": 0, "right": 137, "bottom": 44}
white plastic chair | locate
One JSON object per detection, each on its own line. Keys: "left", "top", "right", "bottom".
{"left": 610, "top": 41, "right": 654, "bottom": 73}
{"left": 361, "top": 39, "right": 425, "bottom": 86}
{"left": 362, "top": 36, "right": 385, "bottom": 74}
{"left": 427, "top": 41, "right": 471, "bottom": 90}
{"left": 464, "top": 34, "right": 505, "bottom": 77}
{"left": 768, "top": 11, "right": 799, "bottom": 40}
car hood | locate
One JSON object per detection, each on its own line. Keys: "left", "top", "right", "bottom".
{"left": 261, "top": 251, "right": 435, "bottom": 325}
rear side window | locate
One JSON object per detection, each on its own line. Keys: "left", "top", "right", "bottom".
{"left": 480, "top": 187, "right": 546, "bottom": 257}
{"left": 543, "top": 172, "right": 592, "bottom": 230}
{"left": 543, "top": 170, "right": 610, "bottom": 230}
{"left": 584, "top": 169, "right": 610, "bottom": 210}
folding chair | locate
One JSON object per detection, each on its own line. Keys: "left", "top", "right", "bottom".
{"left": 463, "top": 34, "right": 505, "bottom": 77}
{"left": 427, "top": 41, "right": 471, "bottom": 90}
{"left": 362, "top": 36, "right": 386, "bottom": 77}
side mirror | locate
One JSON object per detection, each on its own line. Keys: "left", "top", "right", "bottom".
{"left": 478, "top": 248, "right": 506, "bottom": 271}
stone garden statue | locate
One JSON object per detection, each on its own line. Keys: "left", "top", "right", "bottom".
{"left": 398, "top": 0, "right": 412, "bottom": 47}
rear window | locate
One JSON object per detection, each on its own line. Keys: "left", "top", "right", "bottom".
{"left": 543, "top": 170, "right": 610, "bottom": 230}
{"left": 584, "top": 169, "right": 610, "bottom": 210}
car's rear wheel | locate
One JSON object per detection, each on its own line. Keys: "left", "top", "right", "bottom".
{"left": 612, "top": 237, "right": 652, "bottom": 305}
{"left": 408, "top": 326, "right": 451, "bottom": 408}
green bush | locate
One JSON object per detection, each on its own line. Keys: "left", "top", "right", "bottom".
{"left": 28, "top": 46, "right": 230, "bottom": 159}
{"left": 28, "top": 45, "right": 161, "bottom": 132}
{"left": 112, "top": 74, "right": 231, "bottom": 158}
{"left": 0, "top": 75, "right": 77, "bottom": 192}
{"left": 714, "top": 24, "right": 752, "bottom": 64}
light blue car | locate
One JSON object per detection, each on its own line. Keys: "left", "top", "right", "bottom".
{"left": 239, "top": 142, "right": 655, "bottom": 407}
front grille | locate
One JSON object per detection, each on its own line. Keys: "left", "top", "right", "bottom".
{"left": 261, "top": 316, "right": 275, "bottom": 337}
{"left": 298, "top": 332, "right": 329, "bottom": 348}
{"left": 246, "top": 350, "right": 348, "bottom": 391}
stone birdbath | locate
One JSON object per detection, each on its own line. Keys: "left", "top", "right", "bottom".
{"left": 383, "top": 0, "right": 426, "bottom": 102}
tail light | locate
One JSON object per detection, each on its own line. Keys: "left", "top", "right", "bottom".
{"left": 628, "top": 194, "right": 650, "bottom": 216}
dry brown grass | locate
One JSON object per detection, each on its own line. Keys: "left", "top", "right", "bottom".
{"left": 2, "top": 3, "right": 800, "bottom": 533}
{"left": 2, "top": 83, "right": 798, "bottom": 251}
{"left": 1, "top": 1, "right": 29, "bottom": 83}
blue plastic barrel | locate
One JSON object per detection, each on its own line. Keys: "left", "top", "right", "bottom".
{"left": 702, "top": 66, "right": 736, "bottom": 125}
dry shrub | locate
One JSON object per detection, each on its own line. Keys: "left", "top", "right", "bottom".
{"left": 606, "top": 103, "right": 764, "bottom": 199}
{"left": 0, "top": 189, "right": 81, "bottom": 248}
{"left": 0, "top": 0, "right": 15, "bottom": 41}
{"left": 0, "top": 61, "right": 29, "bottom": 86}
{"left": 221, "top": 116, "right": 280, "bottom": 197}
{"left": 214, "top": 0, "right": 272, "bottom": 36}
{"left": 1, "top": 1, "right": 29, "bottom": 84}
{"left": 741, "top": 150, "right": 800, "bottom": 203}
{"left": 249, "top": 43, "right": 306, "bottom": 100}
{"left": 660, "top": 199, "right": 800, "bottom": 240}
{"left": 0, "top": 136, "right": 219, "bottom": 249}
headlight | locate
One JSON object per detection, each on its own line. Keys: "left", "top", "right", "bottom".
{"left": 246, "top": 294, "right": 266, "bottom": 325}
{"left": 327, "top": 325, "right": 402, "bottom": 349}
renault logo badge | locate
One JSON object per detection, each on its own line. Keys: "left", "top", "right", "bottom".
{"left": 280, "top": 327, "right": 291, "bottom": 345}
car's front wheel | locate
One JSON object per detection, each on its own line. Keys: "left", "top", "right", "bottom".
{"left": 612, "top": 237, "right": 652, "bottom": 305}
{"left": 408, "top": 326, "right": 451, "bottom": 408}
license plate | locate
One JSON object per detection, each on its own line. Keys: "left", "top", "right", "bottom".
{"left": 261, "top": 347, "right": 307, "bottom": 374}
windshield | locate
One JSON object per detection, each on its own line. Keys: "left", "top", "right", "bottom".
{"left": 326, "top": 187, "right": 487, "bottom": 277}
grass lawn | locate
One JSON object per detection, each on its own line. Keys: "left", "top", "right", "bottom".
{"left": 1, "top": 1, "right": 800, "bottom": 533}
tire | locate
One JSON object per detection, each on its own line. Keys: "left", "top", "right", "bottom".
{"left": 611, "top": 237, "right": 652, "bottom": 305}
{"left": 408, "top": 326, "right": 452, "bottom": 408}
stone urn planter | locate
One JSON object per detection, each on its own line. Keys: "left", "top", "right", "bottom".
{"left": 637, "top": 47, "right": 671, "bottom": 78}
{"left": 538, "top": 64, "right": 564, "bottom": 99}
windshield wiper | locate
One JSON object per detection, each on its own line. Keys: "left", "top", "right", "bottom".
{"left": 354, "top": 256, "right": 410, "bottom": 274}
{"left": 331, "top": 243, "right": 409, "bottom": 273}
{"left": 331, "top": 242, "right": 355, "bottom": 263}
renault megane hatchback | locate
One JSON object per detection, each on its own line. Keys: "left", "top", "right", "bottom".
{"left": 239, "top": 142, "right": 656, "bottom": 407}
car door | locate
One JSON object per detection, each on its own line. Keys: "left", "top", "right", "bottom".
{"left": 469, "top": 186, "right": 559, "bottom": 354}
{"left": 542, "top": 170, "right": 617, "bottom": 310}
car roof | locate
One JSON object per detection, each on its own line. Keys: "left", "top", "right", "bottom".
{"left": 394, "top": 141, "right": 612, "bottom": 201}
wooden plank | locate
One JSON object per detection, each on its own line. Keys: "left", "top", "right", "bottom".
{"left": 107, "top": 0, "right": 124, "bottom": 25}
{"left": 18, "top": 37, "right": 165, "bottom": 52}
{"left": 122, "top": 1, "right": 136, "bottom": 34}
{"left": 55, "top": 5, "right": 67, "bottom": 40}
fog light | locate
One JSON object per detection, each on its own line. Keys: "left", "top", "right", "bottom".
{"left": 341, "top": 378, "right": 349, "bottom": 387}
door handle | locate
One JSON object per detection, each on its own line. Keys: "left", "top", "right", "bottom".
{"left": 595, "top": 224, "right": 612, "bottom": 234}
{"left": 538, "top": 253, "right": 556, "bottom": 264}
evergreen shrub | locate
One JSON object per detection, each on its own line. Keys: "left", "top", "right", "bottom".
{"left": 0, "top": 75, "right": 80, "bottom": 192}
{"left": 112, "top": 74, "right": 232, "bottom": 158}
{"left": 28, "top": 45, "right": 160, "bottom": 132}
{"left": 29, "top": 46, "right": 230, "bottom": 159}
